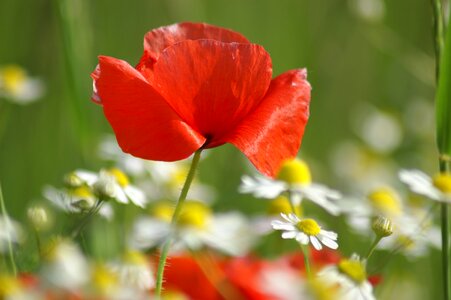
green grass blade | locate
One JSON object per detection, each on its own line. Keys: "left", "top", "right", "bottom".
{"left": 436, "top": 5, "right": 451, "bottom": 159}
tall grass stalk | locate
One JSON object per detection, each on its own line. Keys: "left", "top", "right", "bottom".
{"left": 53, "top": 0, "right": 92, "bottom": 162}
{"left": 431, "top": 0, "right": 451, "bottom": 298}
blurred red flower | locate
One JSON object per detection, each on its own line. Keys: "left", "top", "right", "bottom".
{"left": 92, "top": 22, "right": 311, "bottom": 177}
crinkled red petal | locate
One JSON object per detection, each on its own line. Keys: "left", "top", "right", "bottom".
{"left": 95, "top": 56, "right": 206, "bottom": 161}
{"left": 137, "top": 22, "right": 250, "bottom": 84}
{"left": 144, "top": 22, "right": 249, "bottom": 61}
{"left": 152, "top": 39, "right": 272, "bottom": 144}
{"left": 225, "top": 69, "right": 311, "bottom": 177}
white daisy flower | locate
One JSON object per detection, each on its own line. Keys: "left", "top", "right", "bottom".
{"left": 271, "top": 213, "right": 338, "bottom": 251}
{"left": 109, "top": 250, "right": 154, "bottom": 291}
{"left": 240, "top": 159, "right": 341, "bottom": 215}
{"left": 377, "top": 218, "right": 441, "bottom": 258}
{"left": 0, "top": 65, "right": 44, "bottom": 104}
{"left": 129, "top": 201, "right": 256, "bottom": 256}
{"left": 74, "top": 168, "right": 147, "bottom": 208}
{"left": 318, "top": 254, "right": 375, "bottom": 300}
{"left": 40, "top": 239, "right": 90, "bottom": 291}
{"left": 339, "top": 187, "right": 405, "bottom": 234}
{"left": 43, "top": 185, "right": 113, "bottom": 220}
{"left": 98, "top": 136, "right": 215, "bottom": 203}
{"left": 139, "top": 160, "right": 216, "bottom": 203}
{"left": 399, "top": 169, "right": 451, "bottom": 203}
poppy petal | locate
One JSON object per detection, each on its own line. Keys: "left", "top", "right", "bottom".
{"left": 136, "top": 22, "right": 249, "bottom": 82}
{"left": 144, "top": 22, "right": 249, "bottom": 61}
{"left": 225, "top": 69, "right": 311, "bottom": 177}
{"left": 152, "top": 39, "right": 272, "bottom": 144}
{"left": 94, "top": 55, "right": 206, "bottom": 161}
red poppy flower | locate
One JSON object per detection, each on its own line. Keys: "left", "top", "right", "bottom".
{"left": 92, "top": 22, "right": 311, "bottom": 177}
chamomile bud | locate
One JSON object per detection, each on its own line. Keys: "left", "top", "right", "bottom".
{"left": 63, "top": 172, "right": 85, "bottom": 188}
{"left": 27, "top": 206, "right": 50, "bottom": 231}
{"left": 372, "top": 215, "right": 393, "bottom": 237}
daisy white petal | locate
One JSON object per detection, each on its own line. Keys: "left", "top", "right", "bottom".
{"left": 310, "top": 236, "right": 323, "bottom": 250}
{"left": 281, "top": 231, "right": 298, "bottom": 239}
{"left": 399, "top": 169, "right": 442, "bottom": 200}
{"left": 239, "top": 175, "right": 286, "bottom": 198}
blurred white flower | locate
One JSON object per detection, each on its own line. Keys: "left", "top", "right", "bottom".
{"left": 399, "top": 169, "right": 451, "bottom": 203}
{"left": 259, "top": 264, "right": 304, "bottom": 300}
{"left": 339, "top": 187, "right": 405, "bottom": 234}
{"left": 339, "top": 186, "right": 439, "bottom": 257}
{"left": 43, "top": 185, "right": 113, "bottom": 220}
{"left": 318, "top": 254, "right": 375, "bottom": 300}
{"left": 271, "top": 213, "right": 338, "bottom": 251}
{"left": 330, "top": 141, "right": 397, "bottom": 192}
{"left": 75, "top": 168, "right": 147, "bottom": 208}
{"left": 348, "top": 0, "right": 385, "bottom": 22}
{"left": 0, "top": 65, "right": 44, "bottom": 104}
{"left": 109, "top": 250, "right": 154, "bottom": 292}
{"left": 377, "top": 223, "right": 441, "bottom": 258}
{"left": 351, "top": 105, "right": 402, "bottom": 154}
{"left": 41, "top": 239, "right": 90, "bottom": 291}
{"left": 240, "top": 159, "right": 341, "bottom": 215}
{"left": 129, "top": 201, "right": 256, "bottom": 256}
{"left": 98, "top": 136, "right": 215, "bottom": 203}
{"left": 98, "top": 135, "right": 148, "bottom": 176}
{"left": 0, "top": 215, "right": 23, "bottom": 253}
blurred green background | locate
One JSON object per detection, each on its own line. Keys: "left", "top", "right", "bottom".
{"left": 0, "top": 0, "right": 444, "bottom": 299}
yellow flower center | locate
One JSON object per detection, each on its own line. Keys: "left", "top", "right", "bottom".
{"left": 307, "top": 278, "right": 338, "bottom": 300}
{"left": 42, "top": 237, "right": 64, "bottom": 262}
{"left": 70, "top": 185, "right": 93, "bottom": 198}
{"left": 92, "top": 264, "right": 118, "bottom": 293}
{"left": 297, "top": 218, "right": 321, "bottom": 236}
{"left": 368, "top": 187, "right": 402, "bottom": 217}
{"left": 433, "top": 173, "right": 451, "bottom": 194}
{"left": 338, "top": 259, "right": 367, "bottom": 284}
{"left": 276, "top": 158, "right": 312, "bottom": 185}
{"left": 152, "top": 201, "right": 175, "bottom": 222}
{"left": 122, "top": 250, "right": 148, "bottom": 266}
{"left": 178, "top": 201, "right": 211, "bottom": 230}
{"left": 107, "top": 168, "right": 130, "bottom": 187}
{"left": 0, "top": 65, "right": 26, "bottom": 94}
{"left": 267, "top": 195, "right": 301, "bottom": 216}
{"left": 0, "top": 274, "right": 21, "bottom": 297}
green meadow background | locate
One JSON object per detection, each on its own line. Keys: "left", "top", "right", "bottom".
{"left": 0, "top": 0, "right": 443, "bottom": 299}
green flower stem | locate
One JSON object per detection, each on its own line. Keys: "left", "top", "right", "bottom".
{"left": 365, "top": 235, "right": 382, "bottom": 260}
{"left": 300, "top": 244, "right": 312, "bottom": 278}
{"left": 0, "top": 182, "right": 17, "bottom": 276}
{"left": 155, "top": 149, "right": 203, "bottom": 298}
{"left": 33, "top": 228, "right": 43, "bottom": 261}
{"left": 70, "top": 200, "right": 103, "bottom": 239}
